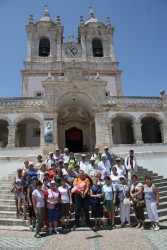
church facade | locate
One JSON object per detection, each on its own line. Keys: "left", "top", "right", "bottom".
{"left": 0, "top": 7, "right": 167, "bottom": 153}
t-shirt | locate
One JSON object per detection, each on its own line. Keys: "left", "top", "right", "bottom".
{"left": 110, "top": 174, "right": 120, "bottom": 185}
{"left": 73, "top": 177, "right": 90, "bottom": 194}
{"left": 58, "top": 186, "right": 70, "bottom": 203}
{"left": 32, "top": 189, "right": 45, "bottom": 208}
{"left": 102, "top": 184, "right": 116, "bottom": 200}
{"left": 131, "top": 183, "right": 143, "bottom": 200}
{"left": 90, "top": 185, "right": 102, "bottom": 204}
{"left": 45, "top": 188, "right": 61, "bottom": 209}
{"left": 27, "top": 169, "right": 37, "bottom": 180}
{"left": 37, "top": 170, "right": 45, "bottom": 182}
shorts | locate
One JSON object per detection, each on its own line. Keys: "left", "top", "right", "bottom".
{"left": 105, "top": 200, "right": 115, "bottom": 212}
{"left": 60, "top": 203, "right": 70, "bottom": 217}
{"left": 28, "top": 205, "right": 36, "bottom": 218}
{"left": 47, "top": 208, "right": 59, "bottom": 223}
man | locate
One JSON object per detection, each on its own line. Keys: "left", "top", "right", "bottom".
{"left": 91, "top": 147, "right": 101, "bottom": 164}
{"left": 54, "top": 149, "right": 63, "bottom": 164}
{"left": 98, "top": 154, "right": 111, "bottom": 180}
{"left": 58, "top": 159, "right": 68, "bottom": 176}
{"left": 73, "top": 170, "right": 91, "bottom": 228}
{"left": 125, "top": 150, "right": 138, "bottom": 185}
{"left": 62, "top": 148, "right": 70, "bottom": 162}
{"left": 104, "top": 147, "right": 112, "bottom": 164}
{"left": 79, "top": 154, "right": 89, "bottom": 172}
{"left": 45, "top": 152, "right": 56, "bottom": 169}
{"left": 112, "top": 158, "right": 126, "bottom": 176}
{"left": 85, "top": 156, "right": 99, "bottom": 178}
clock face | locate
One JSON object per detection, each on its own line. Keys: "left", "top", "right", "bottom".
{"left": 65, "top": 45, "right": 78, "bottom": 56}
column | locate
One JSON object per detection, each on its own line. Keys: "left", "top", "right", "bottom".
{"left": 108, "top": 124, "right": 113, "bottom": 145}
{"left": 53, "top": 113, "right": 58, "bottom": 149}
{"left": 40, "top": 124, "right": 45, "bottom": 146}
{"left": 7, "top": 126, "right": 17, "bottom": 148}
{"left": 159, "top": 124, "right": 167, "bottom": 143}
{"left": 132, "top": 122, "right": 144, "bottom": 145}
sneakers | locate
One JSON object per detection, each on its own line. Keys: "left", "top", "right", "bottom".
{"left": 30, "top": 225, "right": 34, "bottom": 231}
{"left": 154, "top": 226, "right": 160, "bottom": 231}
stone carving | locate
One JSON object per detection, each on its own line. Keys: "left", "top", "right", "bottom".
{"left": 44, "top": 120, "right": 53, "bottom": 143}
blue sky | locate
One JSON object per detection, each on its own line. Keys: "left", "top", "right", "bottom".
{"left": 0, "top": 0, "right": 166, "bottom": 97}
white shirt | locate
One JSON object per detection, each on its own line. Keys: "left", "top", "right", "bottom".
{"left": 110, "top": 174, "right": 120, "bottom": 185}
{"left": 111, "top": 164, "right": 126, "bottom": 176}
{"left": 32, "top": 189, "right": 45, "bottom": 208}
{"left": 85, "top": 163, "right": 99, "bottom": 177}
{"left": 37, "top": 170, "right": 45, "bottom": 182}
{"left": 58, "top": 186, "right": 70, "bottom": 203}
{"left": 98, "top": 160, "right": 111, "bottom": 179}
{"left": 79, "top": 161, "right": 89, "bottom": 172}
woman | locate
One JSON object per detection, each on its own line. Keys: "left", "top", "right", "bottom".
{"left": 116, "top": 176, "right": 131, "bottom": 227}
{"left": 102, "top": 176, "right": 116, "bottom": 227}
{"left": 90, "top": 178, "right": 103, "bottom": 229}
{"left": 13, "top": 168, "right": 23, "bottom": 217}
{"left": 58, "top": 179, "right": 72, "bottom": 230}
{"left": 130, "top": 175, "right": 145, "bottom": 229}
{"left": 49, "top": 162, "right": 57, "bottom": 181}
{"left": 96, "top": 171, "right": 104, "bottom": 187}
{"left": 27, "top": 162, "right": 37, "bottom": 180}
{"left": 45, "top": 180, "right": 61, "bottom": 234}
{"left": 68, "top": 152, "right": 77, "bottom": 170}
{"left": 32, "top": 181, "right": 45, "bottom": 238}
{"left": 110, "top": 166, "right": 120, "bottom": 185}
{"left": 37, "top": 163, "right": 47, "bottom": 182}
{"left": 35, "top": 155, "right": 43, "bottom": 170}
{"left": 143, "top": 176, "right": 160, "bottom": 231}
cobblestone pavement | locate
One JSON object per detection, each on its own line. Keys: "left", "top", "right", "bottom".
{"left": 0, "top": 223, "right": 166, "bottom": 250}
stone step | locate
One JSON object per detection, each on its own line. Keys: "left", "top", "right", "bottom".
{"left": 0, "top": 205, "right": 17, "bottom": 212}
{"left": 0, "top": 199, "right": 16, "bottom": 205}
{"left": 138, "top": 176, "right": 163, "bottom": 181}
{"left": 0, "top": 218, "right": 28, "bottom": 226}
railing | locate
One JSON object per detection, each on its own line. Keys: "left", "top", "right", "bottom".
{"left": 106, "top": 96, "right": 163, "bottom": 107}
{"left": 0, "top": 97, "right": 44, "bottom": 108}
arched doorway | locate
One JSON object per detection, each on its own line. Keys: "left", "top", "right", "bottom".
{"left": 65, "top": 127, "right": 83, "bottom": 152}
{"left": 141, "top": 117, "right": 162, "bottom": 143}
{"left": 112, "top": 116, "right": 134, "bottom": 144}
{"left": 16, "top": 118, "right": 40, "bottom": 147}
{"left": 0, "top": 120, "right": 8, "bottom": 147}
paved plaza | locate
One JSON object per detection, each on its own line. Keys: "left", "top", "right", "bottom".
{"left": 0, "top": 223, "right": 166, "bottom": 250}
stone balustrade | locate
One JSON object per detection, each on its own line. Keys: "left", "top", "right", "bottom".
{"left": 0, "top": 97, "right": 44, "bottom": 108}
{"left": 106, "top": 96, "right": 163, "bottom": 107}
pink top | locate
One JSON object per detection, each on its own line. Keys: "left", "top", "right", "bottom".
{"left": 45, "top": 188, "right": 61, "bottom": 209}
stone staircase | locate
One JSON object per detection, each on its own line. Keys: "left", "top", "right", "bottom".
{"left": 0, "top": 156, "right": 167, "bottom": 228}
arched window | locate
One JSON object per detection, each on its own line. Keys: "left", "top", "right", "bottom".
{"left": 39, "top": 38, "right": 50, "bottom": 57}
{"left": 92, "top": 39, "right": 103, "bottom": 57}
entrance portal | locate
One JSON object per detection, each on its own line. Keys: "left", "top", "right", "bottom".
{"left": 65, "top": 127, "right": 83, "bottom": 152}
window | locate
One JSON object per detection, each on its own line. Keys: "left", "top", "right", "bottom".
{"left": 92, "top": 39, "right": 103, "bottom": 57}
{"left": 34, "top": 92, "right": 43, "bottom": 97}
{"left": 39, "top": 38, "right": 50, "bottom": 57}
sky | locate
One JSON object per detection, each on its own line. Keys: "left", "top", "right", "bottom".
{"left": 0, "top": 0, "right": 166, "bottom": 97}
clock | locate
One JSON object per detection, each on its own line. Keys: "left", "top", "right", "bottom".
{"left": 65, "top": 45, "right": 78, "bottom": 56}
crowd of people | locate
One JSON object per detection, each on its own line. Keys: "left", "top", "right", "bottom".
{"left": 12, "top": 147, "right": 160, "bottom": 238}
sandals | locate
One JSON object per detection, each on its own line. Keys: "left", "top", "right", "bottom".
{"left": 35, "top": 234, "right": 42, "bottom": 238}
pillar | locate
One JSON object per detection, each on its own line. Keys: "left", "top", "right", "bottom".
{"left": 40, "top": 124, "right": 45, "bottom": 146}
{"left": 159, "top": 124, "right": 167, "bottom": 143}
{"left": 132, "top": 122, "right": 144, "bottom": 145}
{"left": 7, "top": 126, "right": 17, "bottom": 148}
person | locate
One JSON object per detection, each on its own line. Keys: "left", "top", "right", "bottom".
{"left": 96, "top": 171, "right": 104, "bottom": 187}
{"left": 35, "top": 155, "right": 43, "bottom": 169}
{"left": 68, "top": 152, "right": 77, "bottom": 170}
{"left": 21, "top": 160, "right": 29, "bottom": 175}
{"left": 125, "top": 150, "right": 138, "bottom": 185}
{"left": 27, "top": 162, "right": 38, "bottom": 180}
{"left": 45, "top": 152, "right": 56, "bottom": 169}
{"left": 91, "top": 147, "right": 101, "bottom": 164}
{"left": 90, "top": 178, "right": 103, "bottom": 229}
{"left": 54, "top": 149, "right": 63, "bottom": 164}
{"left": 104, "top": 147, "right": 112, "bottom": 164}
{"left": 110, "top": 166, "right": 120, "bottom": 185}
{"left": 143, "top": 176, "right": 160, "bottom": 231}
{"left": 116, "top": 176, "right": 131, "bottom": 227}
{"left": 49, "top": 162, "right": 57, "bottom": 181}
{"left": 102, "top": 176, "right": 116, "bottom": 227}
{"left": 83, "top": 145, "right": 88, "bottom": 152}
{"left": 45, "top": 180, "right": 61, "bottom": 234}
{"left": 112, "top": 158, "right": 126, "bottom": 176}
{"left": 42, "top": 177, "right": 50, "bottom": 191}
{"left": 58, "top": 179, "right": 72, "bottom": 230}
{"left": 27, "top": 176, "right": 38, "bottom": 230}
{"left": 130, "top": 175, "right": 145, "bottom": 230}
{"left": 37, "top": 163, "right": 47, "bottom": 182}
{"left": 79, "top": 154, "right": 89, "bottom": 172}
{"left": 22, "top": 173, "right": 31, "bottom": 220}
{"left": 62, "top": 148, "right": 70, "bottom": 162}
{"left": 13, "top": 168, "right": 23, "bottom": 217}
{"left": 85, "top": 156, "right": 99, "bottom": 179}
{"left": 72, "top": 170, "right": 91, "bottom": 228}
{"left": 98, "top": 154, "right": 111, "bottom": 180}
{"left": 74, "top": 164, "right": 80, "bottom": 176}
{"left": 32, "top": 181, "right": 45, "bottom": 238}
{"left": 58, "top": 159, "right": 68, "bottom": 176}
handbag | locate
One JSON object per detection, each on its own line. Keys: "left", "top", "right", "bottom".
{"left": 123, "top": 198, "right": 132, "bottom": 205}
{"left": 136, "top": 199, "right": 146, "bottom": 208}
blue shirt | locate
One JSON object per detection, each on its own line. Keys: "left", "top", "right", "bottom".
{"left": 102, "top": 184, "right": 116, "bottom": 200}
{"left": 90, "top": 185, "right": 102, "bottom": 204}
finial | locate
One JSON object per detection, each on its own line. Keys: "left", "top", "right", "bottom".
{"left": 44, "top": 5, "right": 50, "bottom": 17}
{"left": 29, "top": 14, "right": 34, "bottom": 24}
{"left": 160, "top": 89, "right": 165, "bottom": 96}
{"left": 106, "top": 17, "right": 111, "bottom": 27}
{"left": 68, "top": 34, "right": 74, "bottom": 42}
{"left": 89, "top": 7, "right": 95, "bottom": 18}
{"left": 57, "top": 16, "right": 61, "bottom": 25}
{"left": 80, "top": 16, "right": 84, "bottom": 27}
